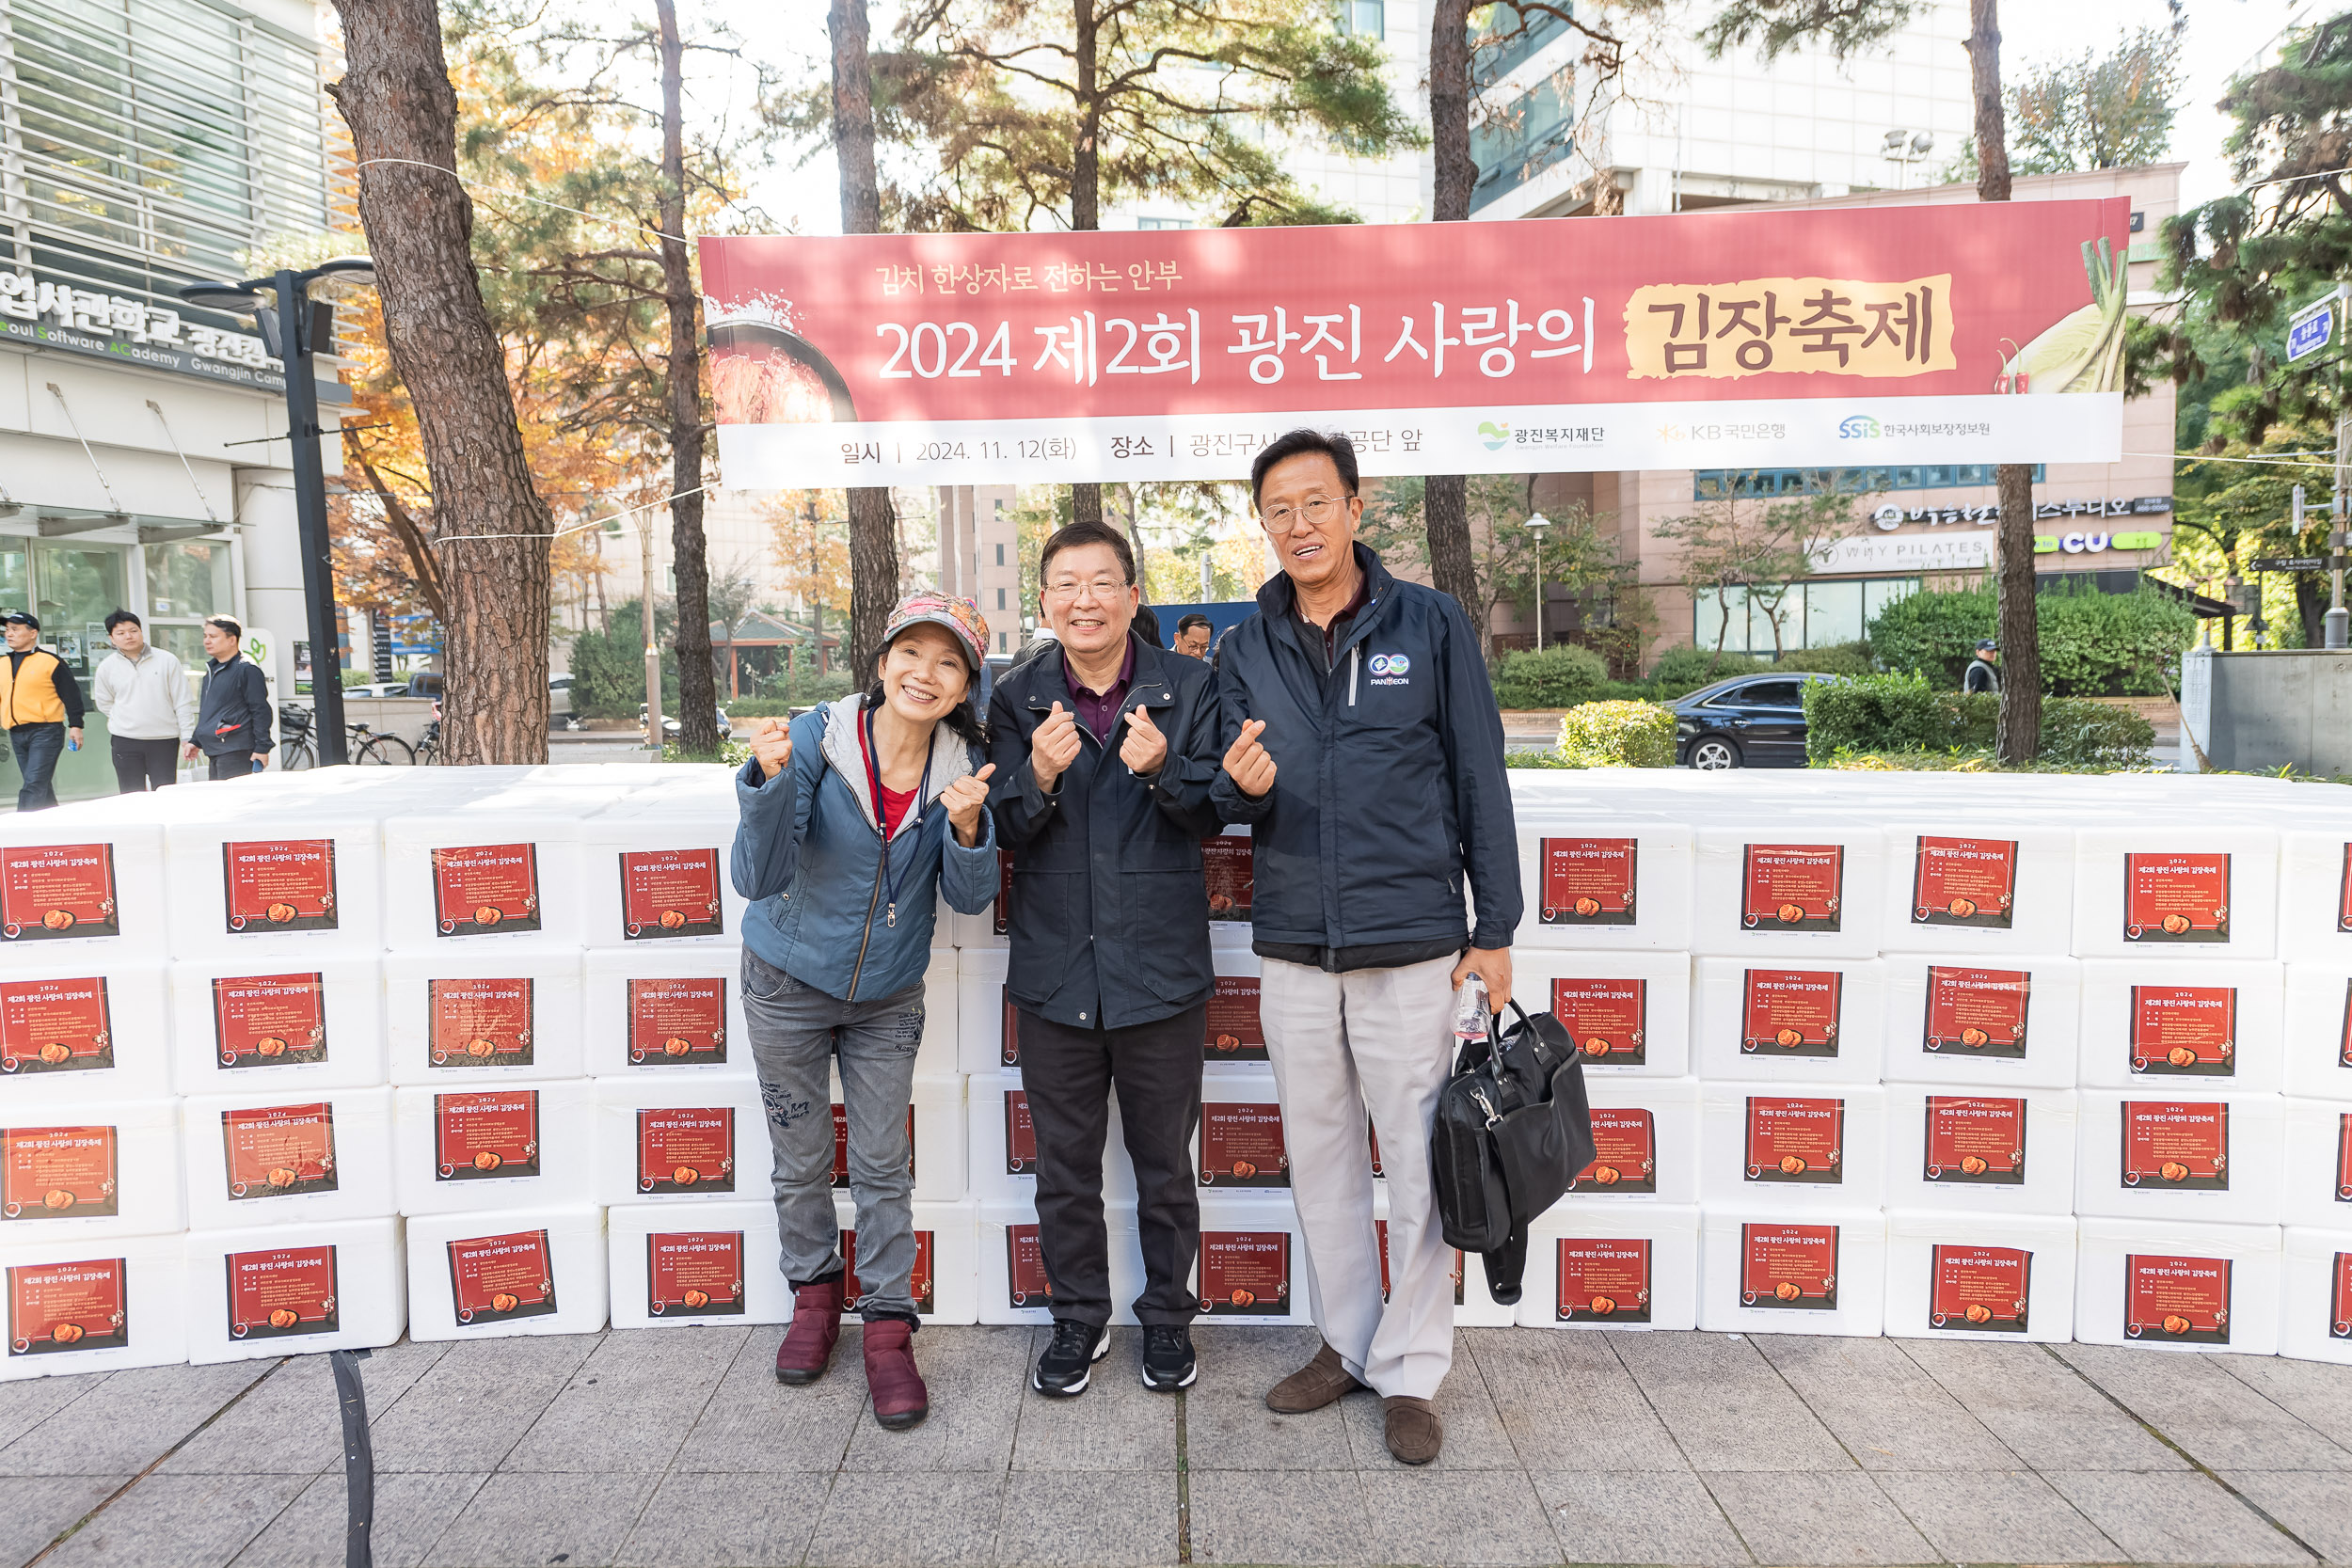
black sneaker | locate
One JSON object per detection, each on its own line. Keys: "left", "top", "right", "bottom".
{"left": 1031, "top": 1319, "right": 1107, "bottom": 1397}
{"left": 1141, "top": 1325, "right": 1197, "bottom": 1391}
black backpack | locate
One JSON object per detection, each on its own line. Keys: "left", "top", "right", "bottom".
{"left": 1431, "top": 1001, "right": 1596, "bottom": 1264}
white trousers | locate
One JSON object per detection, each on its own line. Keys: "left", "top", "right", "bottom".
{"left": 1259, "top": 953, "right": 1458, "bottom": 1400}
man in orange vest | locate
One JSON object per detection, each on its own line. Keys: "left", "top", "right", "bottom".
{"left": 1, "top": 610, "right": 87, "bottom": 811}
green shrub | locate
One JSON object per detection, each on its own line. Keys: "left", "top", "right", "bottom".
{"left": 1648, "top": 645, "right": 1765, "bottom": 690}
{"left": 1804, "top": 674, "right": 2156, "bottom": 768}
{"left": 1492, "top": 644, "right": 1610, "bottom": 708}
{"left": 1506, "top": 748, "right": 1581, "bottom": 768}
{"left": 1866, "top": 582, "right": 2196, "bottom": 696}
{"left": 2038, "top": 698, "right": 2156, "bottom": 768}
{"left": 1556, "top": 701, "right": 1677, "bottom": 768}
{"left": 1771, "top": 641, "right": 1873, "bottom": 677}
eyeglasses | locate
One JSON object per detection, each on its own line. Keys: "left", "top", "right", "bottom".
{"left": 1263, "top": 496, "right": 1345, "bottom": 531}
{"left": 1042, "top": 576, "right": 1131, "bottom": 602}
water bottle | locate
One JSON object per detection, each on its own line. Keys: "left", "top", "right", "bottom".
{"left": 1453, "top": 971, "right": 1490, "bottom": 1043}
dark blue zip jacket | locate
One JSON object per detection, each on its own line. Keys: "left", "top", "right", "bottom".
{"left": 1209, "top": 544, "right": 1521, "bottom": 955}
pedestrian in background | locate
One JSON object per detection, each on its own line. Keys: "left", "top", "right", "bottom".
{"left": 1172, "top": 613, "right": 1214, "bottom": 661}
{"left": 1964, "top": 639, "right": 2000, "bottom": 694}
{"left": 0, "top": 610, "right": 85, "bottom": 811}
{"left": 93, "top": 610, "right": 194, "bottom": 792}
{"left": 188, "top": 616, "right": 272, "bottom": 779}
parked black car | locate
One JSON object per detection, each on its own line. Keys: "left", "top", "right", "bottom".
{"left": 1672, "top": 671, "right": 1841, "bottom": 768}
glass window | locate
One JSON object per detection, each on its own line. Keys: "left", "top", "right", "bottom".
{"left": 1864, "top": 577, "right": 1918, "bottom": 624}
{"left": 0, "top": 539, "right": 27, "bottom": 610}
{"left": 1692, "top": 587, "right": 1748, "bottom": 654}
{"left": 145, "top": 539, "right": 230, "bottom": 620}
{"left": 1748, "top": 590, "right": 1798, "bottom": 653}
{"left": 1743, "top": 681, "right": 1804, "bottom": 708}
{"left": 1338, "top": 0, "right": 1384, "bottom": 39}
{"left": 1803, "top": 579, "right": 1865, "bottom": 647}
{"left": 1692, "top": 465, "right": 2047, "bottom": 500}
{"left": 31, "top": 542, "right": 126, "bottom": 676}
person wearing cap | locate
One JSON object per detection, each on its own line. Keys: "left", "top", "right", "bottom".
{"left": 987, "top": 519, "right": 1226, "bottom": 1399}
{"left": 1964, "top": 639, "right": 2000, "bottom": 694}
{"left": 731, "top": 592, "right": 1001, "bottom": 1431}
{"left": 1, "top": 610, "right": 86, "bottom": 812}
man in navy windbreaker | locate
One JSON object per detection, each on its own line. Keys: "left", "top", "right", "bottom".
{"left": 1209, "top": 429, "right": 1521, "bottom": 1466}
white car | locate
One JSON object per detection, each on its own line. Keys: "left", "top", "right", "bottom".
{"left": 549, "top": 673, "right": 581, "bottom": 730}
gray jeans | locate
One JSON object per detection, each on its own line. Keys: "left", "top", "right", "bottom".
{"left": 742, "top": 949, "right": 927, "bottom": 1323}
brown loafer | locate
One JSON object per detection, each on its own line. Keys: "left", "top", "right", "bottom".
{"left": 1383, "top": 1395, "right": 1443, "bottom": 1465}
{"left": 1264, "top": 1340, "right": 1366, "bottom": 1414}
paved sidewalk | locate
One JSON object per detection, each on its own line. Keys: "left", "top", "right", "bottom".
{"left": 5, "top": 1325, "right": 2350, "bottom": 1568}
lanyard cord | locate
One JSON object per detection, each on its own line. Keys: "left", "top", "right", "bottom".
{"left": 863, "top": 705, "right": 933, "bottom": 926}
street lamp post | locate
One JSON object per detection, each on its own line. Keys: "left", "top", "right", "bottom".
{"left": 181, "top": 259, "right": 375, "bottom": 766}
{"left": 1525, "top": 512, "right": 1551, "bottom": 650}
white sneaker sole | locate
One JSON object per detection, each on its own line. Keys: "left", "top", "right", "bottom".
{"left": 1031, "top": 1331, "right": 1109, "bottom": 1397}
{"left": 1141, "top": 1362, "right": 1198, "bottom": 1390}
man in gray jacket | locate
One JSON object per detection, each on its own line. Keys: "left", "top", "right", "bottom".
{"left": 93, "top": 610, "right": 194, "bottom": 792}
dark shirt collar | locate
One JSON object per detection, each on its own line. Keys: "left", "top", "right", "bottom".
{"left": 1061, "top": 637, "right": 1136, "bottom": 740}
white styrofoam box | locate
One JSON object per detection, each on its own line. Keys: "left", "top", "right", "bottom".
{"left": 920, "top": 947, "right": 961, "bottom": 1074}
{"left": 1195, "top": 1193, "right": 1311, "bottom": 1323}
{"left": 816, "top": 1069, "right": 964, "bottom": 1203}
{"left": 2283, "top": 1099, "right": 2352, "bottom": 1230}
{"left": 1692, "top": 958, "right": 1884, "bottom": 1084}
{"left": 2075, "top": 1090, "right": 2285, "bottom": 1224}
{"left": 1518, "top": 1201, "right": 1699, "bottom": 1331}
{"left": 168, "top": 955, "right": 387, "bottom": 1095}
{"left": 1563, "top": 1077, "right": 1700, "bottom": 1206}
{"left": 1, "top": 1098, "right": 182, "bottom": 1238}
{"left": 591, "top": 1074, "right": 772, "bottom": 1209}
{"left": 830, "top": 1194, "right": 977, "bottom": 1324}
{"left": 2071, "top": 828, "right": 2280, "bottom": 960}
{"left": 0, "top": 818, "right": 167, "bottom": 953}
{"left": 0, "top": 960, "right": 168, "bottom": 1105}
{"left": 1201, "top": 829, "right": 1255, "bottom": 950}
{"left": 1691, "top": 826, "right": 1886, "bottom": 958}
{"left": 0, "top": 1232, "right": 185, "bottom": 1380}
{"left": 1699, "top": 1084, "right": 1887, "bottom": 1210}
{"left": 957, "top": 949, "right": 1017, "bottom": 1076}
{"left": 2282, "top": 965, "right": 2352, "bottom": 1102}
{"left": 381, "top": 791, "right": 596, "bottom": 949}
{"left": 2279, "top": 830, "right": 2352, "bottom": 964}
{"left": 947, "top": 849, "right": 1012, "bottom": 950}
{"left": 183, "top": 1216, "right": 406, "bottom": 1363}
{"left": 2077, "top": 960, "right": 2285, "bottom": 1092}
{"left": 1879, "top": 955, "right": 2083, "bottom": 1090}
{"left": 978, "top": 1197, "right": 1145, "bottom": 1325}
{"left": 385, "top": 946, "right": 585, "bottom": 1085}
{"left": 1373, "top": 1189, "right": 1516, "bottom": 1325}
{"left": 581, "top": 945, "right": 750, "bottom": 1078}
{"left": 2074, "top": 1216, "right": 2280, "bottom": 1354}
{"left": 968, "top": 1071, "right": 1139, "bottom": 1203}
{"left": 1882, "top": 1210, "right": 2077, "bottom": 1343}
{"left": 164, "top": 812, "right": 386, "bottom": 959}
{"left": 405, "top": 1206, "right": 610, "bottom": 1341}
{"left": 1697, "top": 1207, "right": 1886, "bottom": 1337}
{"left": 578, "top": 793, "right": 746, "bottom": 950}
{"left": 1202, "top": 949, "right": 1267, "bottom": 1077}
{"left": 183, "top": 1086, "right": 395, "bottom": 1229}
{"left": 1883, "top": 1086, "right": 2078, "bottom": 1216}
{"left": 607, "top": 1200, "right": 793, "bottom": 1329}
{"left": 1511, "top": 819, "right": 1694, "bottom": 952}
{"left": 1516, "top": 950, "right": 1692, "bottom": 1078}
{"left": 1875, "top": 824, "right": 2075, "bottom": 955}
{"left": 392, "top": 1081, "right": 599, "bottom": 1216}
{"left": 1200, "top": 1069, "right": 1288, "bottom": 1195}
{"left": 2280, "top": 1227, "right": 2352, "bottom": 1364}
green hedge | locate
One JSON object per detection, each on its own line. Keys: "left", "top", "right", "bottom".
{"left": 1803, "top": 673, "right": 2155, "bottom": 767}
{"left": 1492, "top": 644, "right": 1610, "bottom": 708}
{"left": 1556, "top": 701, "right": 1677, "bottom": 768}
{"left": 1867, "top": 583, "right": 2195, "bottom": 696}
{"left": 1647, "top": 645, "right": 1765, "bottom": 689}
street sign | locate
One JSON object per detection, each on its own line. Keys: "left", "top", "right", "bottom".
{"left": 2250, "top": 557, "right": 2328, "bottom": 572}
{"left": 2289, "top": 295, "right": 2338, "bottom": 362}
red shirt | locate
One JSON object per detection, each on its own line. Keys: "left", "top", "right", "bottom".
{"left": 856, "top": 715, "right": 920, "bottom": 835}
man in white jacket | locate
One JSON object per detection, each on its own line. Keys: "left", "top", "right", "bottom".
{"left": 93, "top": 610, "right": 194, "bottom": 792}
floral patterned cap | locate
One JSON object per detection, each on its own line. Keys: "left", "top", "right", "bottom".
{"left": 884, "top": 592, "right": 991, "bottom": 675}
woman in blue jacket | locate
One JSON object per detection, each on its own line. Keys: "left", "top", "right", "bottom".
{"left": 731, "top": 594, "right": 999, "bottom": 1430}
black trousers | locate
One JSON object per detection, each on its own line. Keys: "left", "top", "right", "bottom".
{"left": 111, "top": 736, "right": 180, "bottom": 793}
{"left": 1018, "top": 1003, "right": 1204, "bottom": 1328}
{"left": 206, "top": 752, "right": 254, "bottom": 781}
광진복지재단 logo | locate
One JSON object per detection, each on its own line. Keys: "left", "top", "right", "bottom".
{"left": 1477, "top": 420, "right": 1511, "bottom": 451}
{"left": 1837, "top": 414, "right": 1881, "bottom": 439}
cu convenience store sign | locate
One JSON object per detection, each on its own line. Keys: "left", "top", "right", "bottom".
{"left": 699, "top": 199, "right": 2131, "bottom": 486}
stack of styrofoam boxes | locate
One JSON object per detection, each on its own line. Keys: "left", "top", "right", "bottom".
{"left": 2279, "top": 818, "right": 2352, "bottom": 1365}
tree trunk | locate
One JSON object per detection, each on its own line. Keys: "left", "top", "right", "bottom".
{"left": 327, "top": 0, "right": 549, "bottom": 764}
{"left": 1422, "top": 0, "right": 1484, "bottom": 657}
{"left": 832, "top": 0, "right": 899, "bottom": 675}
{"left": 1068, "top": 0, "right": 1104, "bottom": 541}
{"left": 654, "top": 0, "right": 719, "bottom": 755}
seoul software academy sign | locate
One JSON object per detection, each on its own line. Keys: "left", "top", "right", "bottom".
{"left": 0, "top": 269, "right": 285, "bottom": 393}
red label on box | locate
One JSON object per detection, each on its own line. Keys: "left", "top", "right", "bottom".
{"left": 1, "top": 1125, "right": 117, "bottom": 1220}
{"left": 430, "top": 844, "right": 541, "bottom": 937}
{"left": 2337, "top": 844, "right": 2352, "bottom": 933}
{"left": 428, "top": 977, "right": 534, "bottom": 1069}
{"left": 447, "top": 1228, "right": 557, "bottom": 1323}
{"left": 1922, "top": 966, "right": 2031, "bottom": 1058}
{"left": 1200, "top": 1230, "right": 1289, "bottom": 1315}
{"left": 1007, "top": 1222, "right": 1052, "bottom": 1307}
{"left": 1375, "top": 1218, "right": 1465, "bottom": 1306}
{"left": 1911, "top": 836, "right": 2018, "bottom": 928}
{"left": 1740, "top": 1222, "right": 1839, "bottom": 1310}
{"left": 2121, "top": 1100, "right": 2229, "bottom": 1190}
{"left": 1003, "top": 1091, "right": 1036, "bottom": 1175}
{"left": 227, "top": 1244, "right": 339, "bottom": 1340}
{"left": 1741, "top": 968, "right": 1843, "bottom": 1058}
{"left": 637, "top": 1106, "right": 734, "bottom": 1195}
{"left": 627, "top": 977, "right": 728, "bottom": 1066}
{"left": 7, "top": 1256, "right": 126, "bottom": 1355}
{"left": 1550, "top": 977, "right": 1646, "bottom": 1067}
{"left": 222, "top": 840, "right": 338, "bottom": 933}
{"left": 2123, "top": 852, "right": 2231, "bottom": 943}
{"left": 1929, "top": 1244, "right": 2030, "bottom": 1333}
{"left": 0, "top": 844, "right": 118, "bottom": 942}
{"left": 434, "top": 1090, "right": 541, "bottom": 1181}
{"left": 1557, "top": 1237, "right": 1652, "bottom": 1323}
{"left": 1204, "top": 977, "right": 1265, "bottom": 1061}
{"left": 646, "top": 1230, "right": 744, "bottom": 1316}
{"left": 2130, "top": 986, "right": 2237, "bottom": 1077}
{"left": 1200, "top": 1101, "right": 1288, "bottom": 1187}
{"left": 0, "top": 976, "right": 112, "bottom": 1076}
{"left": 618, "top": 848, "right": 723, "bottom": 940}
{"left": 1741, "top": 844, "right": 1842, "bottom": 932}
{"left": 832, "top": 1103, "right": 915, "bottom": 1188}
{"left": 1540, "top": 838, "right": 1638, "bottom": 925}
{"left": 221, "top": 1102, "right": 338, "bottom": 1200}
{"left": 1569, "top": 1107, "right": 1657, "bottom": 1194}
{"left": 1000, "top": 986, "right": 1020, "bottom": 1067}
{"left": 2332, "top": 1251, "right": 2352, "bottom": 1339}
{"left": 2342, "top": 980, "right": 2352, "bottom": 1070}
{"left": 842, "top": 1227, "right": 933, "bottom": 1314}
{"left": 1201, "top": 834, "right": 1253, "bottom": 921}
{"left": 993, "top": 849, "right": 1015, "bottom": 936}
{"left": 1745, "top": 1096, "right": 1845, "bottom": 1185}
{"left": 1923, "top": 1095, "right": 2026, "bottom": 1184}
{"left": 2126, "top": 1252, "right": 2232, "bottom": 1342}
{"left": 211, "top": 973, "right": 328, "bottom": 1070}
{"left": 2334, "top": 1113, "right": 2352, "bottom": 1203}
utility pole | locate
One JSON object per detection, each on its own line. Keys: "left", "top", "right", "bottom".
{"left": 2332, "top": 408, "right": 2350, "bottom": 649}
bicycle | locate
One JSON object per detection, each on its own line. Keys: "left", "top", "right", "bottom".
{"left": 412, "top": 714, "right": 441, "bottom": 768}
{"left": 274, "top": 704, "right": 416, "bottom": 768}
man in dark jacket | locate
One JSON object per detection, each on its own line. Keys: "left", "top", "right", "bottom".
{"left": 1210, "top": 429, "right": 1520, "bottom": 1466}
{"left": 988, "top": 520, "right": 1225, "bottom": 1400}
{"left": 188, "top": 616, "right": 273, "bottom": 779}
{"left": 1963, "top": 639, "right": 2000, "bottom": 693}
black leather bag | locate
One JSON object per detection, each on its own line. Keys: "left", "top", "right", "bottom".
{"left": 1430, "top": 1001, "right": 1597, "bottom": 1264}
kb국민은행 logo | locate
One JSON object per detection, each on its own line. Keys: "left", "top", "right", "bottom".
{"left": 1477, "top": 420, "right": 1511, "bottom": 451}
{"left": 1837, "top": 414, "right": 1881, "bottom": 439}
